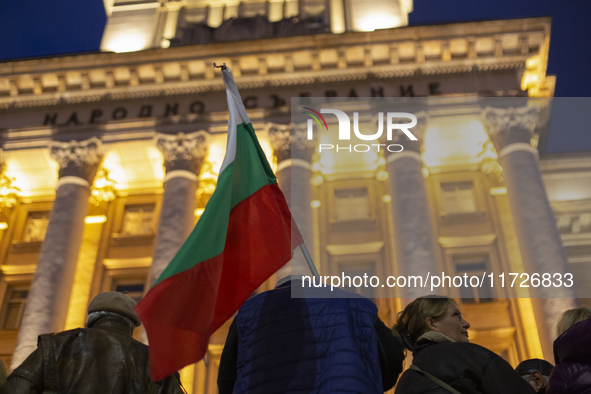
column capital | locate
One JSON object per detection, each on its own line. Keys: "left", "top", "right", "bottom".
{"left": 155, "top": 130, "right": 209, "bottom": 175}
{"left": 49, "top": 137, "right": 103, "bottom": 183}
{"left": 482, "top": 106, "right": 540, "bottom": 153}
{"left": 268, "top": 123, "right": 316, "bottom": 164}
{"left": 380, "top": 111, "right": 429, "bottom": 155}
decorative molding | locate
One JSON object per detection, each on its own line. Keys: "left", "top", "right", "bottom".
{"left": 268, "top": 123, "right": 316, "bottom": 163}
{"left": 164, "top": 170, "right": 199, "bottom": 182}
{"left": 498, "top": 142, "right": 539, "bottom": 159}
{"left": 103, "top": 257, "right": 152, "bottom": 269}
{"left": 56, "top": 176, "right": 91, "bottom": 190}
{"left": 0, "top": 18, "right": 549, "bottom": 109}
{"left": 482, "top": 106, "right": 540, "bottom": 153}
{"left": 155, "top": 130, "right": 209, "bottom": 174}
{"left": 49, "top": 137, "right": 103, "bottom": 183}
{"left": 438, "top": 234, "right": 497, "bottom": 248}
{"left": 1, "top": 264, "right": 37, "bottom": 275}
{"left": 561, "top": 232, "right": 591, "bottom": 248}
{"left": 326, "top": 241, "right": 384, "bottom": 256}
{"left": 0, "top": 153, "right": 21, "bottom": 210}
{"left": 90, "top": 167, "right": 116, "bottom": 207}
{"left": 567, "top": 256, "right": 591, "bottom": 264}
{"left": 49, "top": 137, "right": 103, "bottom": 169}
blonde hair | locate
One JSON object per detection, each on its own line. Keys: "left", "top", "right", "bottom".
{"left": 392, "top": 296, "right": 455, "bottom": 350}
{"left": 556, "top": 307, "right": 591, "bottom": 337}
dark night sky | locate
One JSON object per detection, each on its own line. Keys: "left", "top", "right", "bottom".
{"left": 1, "top": 0, "right": 590, "bottom": 152}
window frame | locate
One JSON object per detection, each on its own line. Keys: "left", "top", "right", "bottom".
{"left": 110, "top": 194, "right": 161, "bottom": 247}
{"left": 0, "top": 275, "right": 32, "bottom": 332}
{"left": 441, "top": 241, "right": 504, "bottom": 302}
{"left": 434, "top": 174, "right": 488, "bottom": 224}
{"left": 10, "top": 201, "right": 53, "bottom": 254}
{"left": 327, "top": 179, "right": 378, "bottom": 229}
{"left": 326, "top": 244, "right": 388, "bottom": 309}
{"left": 119, "top": 203, "right": 157, "bottom": 237}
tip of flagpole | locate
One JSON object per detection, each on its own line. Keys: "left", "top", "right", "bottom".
{"left": 213, "top": 62, "right": 227, "bottom": 71}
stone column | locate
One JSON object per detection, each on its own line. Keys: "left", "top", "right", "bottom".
{"left": 149, "top": 131, "right": 208, "bottom": 286}
{"left": 483, "top": 106, "right": 577, "bottom": 359}
{"left": 269, "top": 123, "right": 316, "bottom": 279}
{"left": 384, "top": 114, "right": 441, "bottom": 300}
{"left": 12, "top": 138, "right": 102, "bottom": 369}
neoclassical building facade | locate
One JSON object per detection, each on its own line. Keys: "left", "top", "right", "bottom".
{"left": 1, "top": 2, "right": 590, "bottom": 392}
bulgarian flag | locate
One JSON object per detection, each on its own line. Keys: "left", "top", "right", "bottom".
{"left": 135, "top": 67, "right": 304, "bottom": 381}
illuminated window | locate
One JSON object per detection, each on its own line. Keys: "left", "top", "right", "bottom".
{"left": 23, "top": 211, "right": 50, "bottom": 242}
{"left": 453, "top": 254, "right": 493, "bottom": 304}
{"left": 1, "top": 284, "right": 29, "bottom": 331}
{"left": 121, "top": 204, "right": 155, "bottom": 236}
{"left": 334, "top": 188, "right": 370, "bottom": 221}
{"left": 441, "top": 182, "right": 476, "bottom": 214}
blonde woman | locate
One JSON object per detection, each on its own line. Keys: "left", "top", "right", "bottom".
{"left": 547, "top": 307, "right": 591, "bottom": 394}
{"left": 392, "top": 296, "right": 535, "bottom": 394}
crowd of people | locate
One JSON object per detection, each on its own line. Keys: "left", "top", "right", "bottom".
{"left": 0, "top": 281, "right": 589, "bottom": 393}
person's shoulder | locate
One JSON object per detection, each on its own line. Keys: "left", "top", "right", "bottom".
{"left": 51, "top": 328, "right": 87, "bottom": 337}
{"left": 417, "top": 340, "right": 498, "bottom": 362}
{"left": 41, "top": 328, "right": 87, "bottom": 344}
{"left": 455, "top": 341, "right": 500, "bottom": 360}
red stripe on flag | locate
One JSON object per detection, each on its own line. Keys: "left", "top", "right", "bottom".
{"left": 136, "top": 182, "right": 303, "bottom": 381}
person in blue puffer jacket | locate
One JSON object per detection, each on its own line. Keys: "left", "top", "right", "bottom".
{"left": 217, "top": 275, "right": 405, "bottom": 394}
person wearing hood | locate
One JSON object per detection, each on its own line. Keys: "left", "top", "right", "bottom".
{"left": 3, "top": 292, "right": 183, "bottom": 394}
{"left": 392, "top": 296, "right": 536, "bottom": 394}
{"left": 547, "top": 307, "right": 591, "bottom": 394}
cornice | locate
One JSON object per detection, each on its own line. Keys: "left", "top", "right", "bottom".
{"left": 0, "top": 59, "right": 527, "bottom": 110}
{"left": 0, "top": 17, "right": 549, "bottom": 110}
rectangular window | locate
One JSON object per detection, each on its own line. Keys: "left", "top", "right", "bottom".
{"left": 121, "top": 204, "right": 155, "bottom": 236}
{"left": 453, "top": 254, "right": 493, "bottom": 303}
{"left": 111, "top": 278, "right": 146, "bottom": 304}
{"left": 1, "top": 284, "right": 29, "bottom": 331}
{"left": 334, "top": 188, "right": 370, "bottom": 221}
{"left": 23, "top": 211, "right": 50, "bottom": 242}
{"left": 441, "top": 182, "right": 476, "bottom": 214}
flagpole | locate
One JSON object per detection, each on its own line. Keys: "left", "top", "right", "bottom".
{"left": 214, "top": 62, "right": 320, "bottom": 283}
{"left": 299, "top": 243, "right": 320, "bottom": 281}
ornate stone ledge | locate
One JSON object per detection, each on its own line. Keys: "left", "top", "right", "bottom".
{"left": 0, "top": 17, "right": 550, "bottom": 109}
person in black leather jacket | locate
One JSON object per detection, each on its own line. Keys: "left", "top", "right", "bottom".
{"left": 392, "top": 296, "right": 536, "bottom": 394}
{"left": 3, "top": 292, "right": 183, "bottom": 394}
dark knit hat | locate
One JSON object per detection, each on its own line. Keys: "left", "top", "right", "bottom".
{"left": 88, "top": 292, "right": 141, "bottom": 327}
{"left": 515, "top": 358, "right": 554, "bottom": 376}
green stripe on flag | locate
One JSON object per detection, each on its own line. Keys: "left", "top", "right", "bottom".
{"left": 152, "top": 122, "right": 277, "bottom": 287}
{"left": 231, "top": 123, "right": 277, "bottom": 207}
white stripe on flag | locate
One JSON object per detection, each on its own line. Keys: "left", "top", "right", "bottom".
{"left": 220, "top": 68, "right": 251, "bottom": 174}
